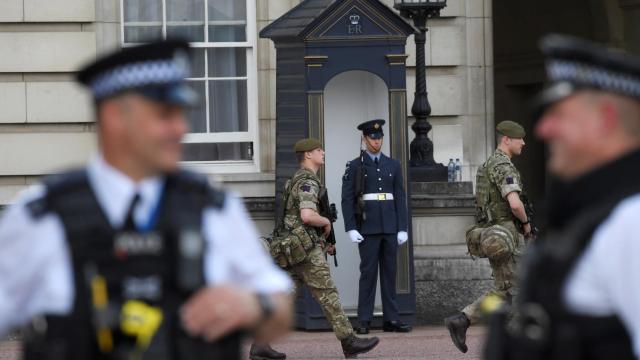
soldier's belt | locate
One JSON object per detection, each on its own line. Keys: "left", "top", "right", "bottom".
{"left": 362, "top": 193, "right": 394, "bottom": 201}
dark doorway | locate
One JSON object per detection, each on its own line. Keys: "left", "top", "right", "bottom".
{"left": 492, "top": 0, "right": 625, "bottom": 222}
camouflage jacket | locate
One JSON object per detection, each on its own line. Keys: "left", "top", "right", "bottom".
{"left": 282, "top": 168, "right": 324, "bottom": 244}
{"left": 475, "top": 149, "right": 523, "bottom": 225}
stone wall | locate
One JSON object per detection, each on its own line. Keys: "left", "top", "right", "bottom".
{"left": 0, "top": 0, "right": 120, "bottom": 204}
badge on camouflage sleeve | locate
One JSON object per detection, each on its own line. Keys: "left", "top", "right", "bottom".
{"left": 301, "top": 184, "right": 311, "bottom": 193}
{"left": 506, "top": 176, "right": 514, "bottom": 185}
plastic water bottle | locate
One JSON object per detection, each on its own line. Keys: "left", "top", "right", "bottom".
{"left": 455, "top": 158, "right": 462, "bottom": 182}
{"left": 447, "top": 159, "right": 455, "bottom": 183}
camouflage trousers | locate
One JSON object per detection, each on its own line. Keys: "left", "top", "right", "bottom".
{"left": 287, "top": 245, "right": 354, "bottom": 340}
{"left": 462, "top": 221, "right": 524, "bottom": 325}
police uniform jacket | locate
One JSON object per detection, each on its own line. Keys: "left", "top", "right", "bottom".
{"left": 0, "top": 156, "right": 292, "bottom": 337}
{"left": 341, "top": 153, "right": 408, "bottom": 235}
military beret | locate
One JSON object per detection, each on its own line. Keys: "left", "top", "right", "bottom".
{"left": 294, "top": 138, "right": 323, "bottom": 152}
{"left": 534, "top": 34, "right": 640, "bottom": 116}
{"left": 357, "top": 119, "right": 385, "bottom": 139}
{"left": 77, "top": 40, "right": 198, "bottom": 106}
{"left": 496, "top": 121, "right": 526, "bottom": 138}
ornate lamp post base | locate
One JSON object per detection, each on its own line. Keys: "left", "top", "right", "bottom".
{"left": 409, "top": 118, "right": 448, "bottom": 181}
{"left": 410, "top": 166, "right": 448, "bottom": 182}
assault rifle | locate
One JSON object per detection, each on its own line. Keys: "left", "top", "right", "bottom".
{"left": 354, "top": 151, "right": 366, "bottom": 228}
{"left": 318, "top": 188, "right": 339, "bottom": 267}
{"left": 514, "top": 193, "right": 539, "bottom": 239}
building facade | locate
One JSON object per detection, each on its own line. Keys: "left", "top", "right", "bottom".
{"left": 0, "top": 0, "right": 637, "bottom": 324}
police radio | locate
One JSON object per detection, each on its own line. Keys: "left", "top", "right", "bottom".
{"left": 176, "top": 229, "right": 205, "bottom": 292}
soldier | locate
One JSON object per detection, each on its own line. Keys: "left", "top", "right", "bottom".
{"left": 341, "top": 120, "right": 411, "bottom": 335}
{"left": 252, "top": 138, "right": 380, "bottom": 360}
{"left": 0, "top": 40, "right": 293, "bottom": 359}
{"left": 444, "top": 120, "right": 532, "bottom": 353}
{"left": 485, "top": 35, "right": 640, "bottom": 360}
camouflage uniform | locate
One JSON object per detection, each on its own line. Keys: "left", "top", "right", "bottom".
{"left": 462, "top": 149, "right": 526, "bottom": 324}
{"left": 282, "top": 168, "right": 354, "bottom": 340}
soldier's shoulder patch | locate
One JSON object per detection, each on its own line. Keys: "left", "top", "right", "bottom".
{"left": 301, "top": 183, "right": 312, "bottom": 193}
{"left": 506, "top": 176, "right": 514, "bottom": 185}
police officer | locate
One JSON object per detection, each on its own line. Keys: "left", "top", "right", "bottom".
{"left": 444, "top": 120, "right": 531, "bottom": 353}
{"left": 254, "top": 138, "right": 380, "bottom": 360}
{"left": 0, "top": 41, "right": 293, "bottom": 359}
{"left": 485, "top": 34, "right": 640, "bottom": 360}
{"left": 341, "top": 120, "right": 411, "bottom": 334}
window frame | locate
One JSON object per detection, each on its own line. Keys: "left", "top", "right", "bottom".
{"left": 119, "top": 0, "right": 260, "bottom": 174}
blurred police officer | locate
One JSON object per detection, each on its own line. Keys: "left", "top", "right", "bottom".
{"left": 444, "top": 120, "right": 530, "bottom": 353}
{"left": 0, "top": 40, "right": 293, "bottom": 360}
{"left": 254, "top": 138, "right": 379, "bottom": 360}
{"left": 341, "top": 120, "right": 411, "bottom": 334}
{"left": 485, "top": 34, "right": 640, "bottom": 360}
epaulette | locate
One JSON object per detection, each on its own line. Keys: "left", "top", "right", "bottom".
{"left": 26, "top": 169, "right": 88, "bottom": 219}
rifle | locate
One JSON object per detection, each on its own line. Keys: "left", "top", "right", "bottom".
{"left": 354, "top": 150, "right": 366, "bottom": 228}
{"left": 514, "top": 192, "right": 539, "bottom": 239}
{"left": 318, "top": 187, "right": 339, "bottom": 267}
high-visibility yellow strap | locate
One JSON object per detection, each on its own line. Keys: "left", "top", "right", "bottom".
{"left": 91, "top": 275, "right": 108, "bottom": 308}
{"left": 90, "top": 275, "right": 113, "bottom": 352}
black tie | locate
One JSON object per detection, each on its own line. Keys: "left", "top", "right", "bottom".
{"left": 374, "top": 157, "right": 379, "bottom": 165}
{"left": 122, "top": 193, "right": 141, "bottom": 231}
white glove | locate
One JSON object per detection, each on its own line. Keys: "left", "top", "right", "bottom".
{"left": 397, "top": 231, "right": 408, "bottom": 245}
{"left": 348, "top": 230, "right": 365, "bottom": 244}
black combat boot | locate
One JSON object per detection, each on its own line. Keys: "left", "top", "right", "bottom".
{"left": 249, "top": 343, "right": 287, "bottom": 360}
{"left": 444, "top": 312, "right": 471, "bottom": 353}
{"left": 382, "top": 320, "right": 412, "bottom": 333}
{"left": 340, "top": 334, "right": 380, "bottom": 358}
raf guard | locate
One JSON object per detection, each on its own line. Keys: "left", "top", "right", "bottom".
{"left": 341, "top": 119, "right": 411, "bottom": 334}
{"left": 485, "top": 34, "right": 640, "bottom": 360}
{"left": 444, "top": 119, "right": 531, "bottom": 353}
{"left": 0, "top": 40, "right": 294, "bottom": 359}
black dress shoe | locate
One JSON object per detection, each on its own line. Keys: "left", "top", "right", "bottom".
{"left": 355, "top": 322, "right": 370, "bottom": 335}
{"left": 444, "top": 312, "right": 470, "bottom": 353}
{"left": 341, "top": 334, "right": 379, "bottom": 358}
{"left": 249, "top": 343, "right": 287, "bottom": 360}
{"left": 383, "top": 320, "right": 412, "bottom": 333}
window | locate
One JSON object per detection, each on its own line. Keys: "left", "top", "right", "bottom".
{"left": 121, "top": 0, "right": 259, "bottom": 172}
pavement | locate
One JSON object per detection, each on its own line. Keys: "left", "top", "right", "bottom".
{"left": 0, "top": 326, "right": 486, "bottom": 360}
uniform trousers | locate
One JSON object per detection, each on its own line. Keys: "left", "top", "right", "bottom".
{"left": 357, "top": 234, "right": 399, "bottom": 323}
{"left": 287, "top": 245, "right": 354, "bottom": 340}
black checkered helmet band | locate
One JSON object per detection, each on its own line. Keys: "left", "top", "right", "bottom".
{"left": 547, "top": 59, "right": 640, "bottom": 100}
{"left": 90, "top": 51, "right": 191, "bottom": 99}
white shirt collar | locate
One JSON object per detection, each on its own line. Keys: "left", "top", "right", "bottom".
{"left": 86, "top": 155, "right": 164, "bottom": 229}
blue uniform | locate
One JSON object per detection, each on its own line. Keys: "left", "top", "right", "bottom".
{"left": 341, "top": 152, "right": 408, "bottom": 323}
{"left": 341, "top": 153, "right": 408, "bottom": 234}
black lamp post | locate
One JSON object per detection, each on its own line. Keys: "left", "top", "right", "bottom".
{"left": 394, "top": 0, "right": 448, "bottom": 182}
